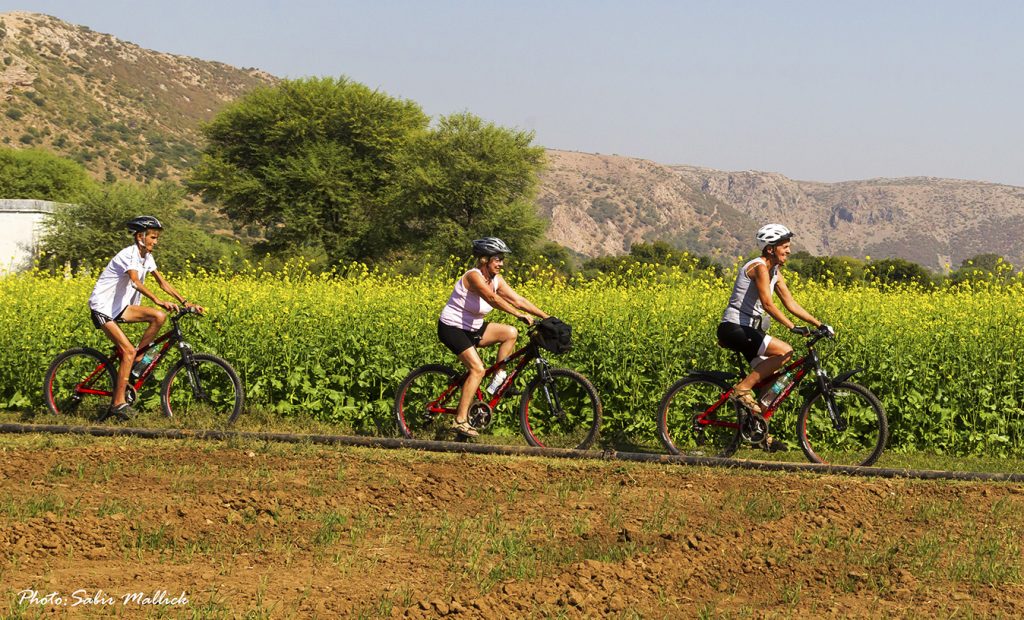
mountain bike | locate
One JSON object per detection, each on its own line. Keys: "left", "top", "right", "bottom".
{"left": 394, "top": 322, "right": 602, "bottom": 449}
{"left": 43, "top": 308, "right": 244, "bottom": 425}
{"left": 656, "top": 325, "right": 887, "bottom": 466}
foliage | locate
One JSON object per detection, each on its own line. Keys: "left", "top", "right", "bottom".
{"left": 36, "top": 181, "right": 243, "bottom": 273}
{"left": 786, "top": 251, "right": 866, "bottom": 285}
{"left": 949, "top": 254, "right": 1015, "bottom": 286}
{"left": 864, "top": 257, "right": 935, "bottom": 288}
{"left": 188, "top": 77, "right": 429, "bottom": 265}
{"left": 0, "top": 147, "right": 91, "bottom": 201}
{"left": 582, "top": 241, "right": 722, "bottom": 278}
{"left": 7, "top": 264, "right": 1024, "bottom": 456}
{"left": 387, "top": 112, "right": 547, "bottom": 260}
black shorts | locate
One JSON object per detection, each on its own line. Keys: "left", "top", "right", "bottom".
{"left": 437, "top": 320, "right": 488, "bottom": 356}
{"left": 90, "top": 308, "right": 127, "bottom": 329}
{"left": 717, "top": 321, "right": 768, "bottom": 363}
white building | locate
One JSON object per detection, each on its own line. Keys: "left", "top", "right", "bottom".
{"left": 0, "top": 199, "right": 62, "bottom": 273}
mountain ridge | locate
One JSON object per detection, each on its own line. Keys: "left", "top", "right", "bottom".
{"left": 4, "top": 11, "right": 1023, "bottom": 270}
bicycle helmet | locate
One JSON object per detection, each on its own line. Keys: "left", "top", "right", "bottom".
{"left": 126, "top": 215, "right": 164, "bottom": 234}
{"left": 472, "top": 237, "right": 512, "bottom": 257}
{"left": 756, "top": 224, "right": 793, "bottom": 250}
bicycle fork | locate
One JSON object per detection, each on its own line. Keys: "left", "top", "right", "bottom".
{"left": 178, "top": 340, "right": 207, "bottom": 401}
{"left": 535, "top": 358, "right": 565, "bottom": 418}
{"left": 814, "top": 366, "right": 848, "bottom": 432}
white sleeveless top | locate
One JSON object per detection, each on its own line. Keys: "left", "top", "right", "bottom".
{"left": 439, "top": 268, "right": 501, "bottom": 331}
{"left": 721, "top": 257, "right": 779, "bottom": 329}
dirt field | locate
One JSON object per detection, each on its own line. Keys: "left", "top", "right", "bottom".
{"left": 2, "top": 434, "right": 1023, "bottom": 618}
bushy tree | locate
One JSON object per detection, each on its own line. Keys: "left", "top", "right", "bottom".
{"left": 188, "top": 77, "right": 429, "bottom": 264}
{"left": 948, "top": 253, "right": 1015, "bottom": 285}
{"left": 865, "top": 257, "right": 934, "bottom": 288}
{"left": 37, "top": 182, "right": 240, "bottom": 273}
{"left": 0, "top": 147, "right": 91, "bottom": 201}
{"left": 387, "top": 112, "right": 547, "bottom": 259}
{"left": 787, "top": 251, "right": 866, "bottom": 285}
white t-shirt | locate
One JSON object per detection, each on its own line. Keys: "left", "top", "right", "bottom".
{"left": 88, "top": 244, "right": 158, "bottom": 317}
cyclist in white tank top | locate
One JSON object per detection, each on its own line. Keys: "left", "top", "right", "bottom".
{"left": 437, "top": 237, "right": 549, "bottom": 437}
{"left": 718, "top": 225, "right": 828, "bottom": 448}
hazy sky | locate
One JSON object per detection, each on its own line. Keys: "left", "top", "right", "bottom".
{"left": 5, "top": 1, "right": 1024, "bottom": 186}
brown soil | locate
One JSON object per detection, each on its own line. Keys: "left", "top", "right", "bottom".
{"left": 2, "top": 436, "right": 1023, "bottom": 618}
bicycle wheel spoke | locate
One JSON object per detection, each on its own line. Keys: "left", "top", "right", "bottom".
{"left": 44, "top": 349, "right": 115, "bottom": 420}
{"left": 798, "top": 382, "right": 887, "bottom": 466}
{"left": 519, "top": 368, "right": 601, "bottom": 450}
{"left": 162, "top": 354, "right": 243, "bottom": 426}
{"left": 394, "top": 365, "right": 459, "bottom": 440}
{"left": 658, "top": 377, "right": 740, "bottom": 458}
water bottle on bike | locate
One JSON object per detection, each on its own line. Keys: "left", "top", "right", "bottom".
{"left": 759, "top": 370, "right": 794, "bottom": 409}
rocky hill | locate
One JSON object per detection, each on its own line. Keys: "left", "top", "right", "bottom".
{"left": 4, "top": 11, "right": 1024, "bottom": 270}
{"left": 541, "top": 150, "right": 1024, "bottom": 270}
{"left": 0, "top": 11, "right": 273, "bottom": 183}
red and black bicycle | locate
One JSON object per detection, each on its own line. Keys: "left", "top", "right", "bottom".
{"left": 657, "top": 325, "right": 887, "bottom": 466}
{"left": 394, "top": 320, "right": 601, "bottom": 450}
{"left": 43, "top": 308, "right": 244, "bottom": 425}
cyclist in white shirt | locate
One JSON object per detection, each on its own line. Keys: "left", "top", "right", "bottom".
{"left": 88, "top": 215, "right": 203, "bottom": 420}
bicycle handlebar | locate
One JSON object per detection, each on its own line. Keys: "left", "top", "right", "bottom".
{"left": 804, "top": 324, "right": 835, "bottom": 347}
{"left": 170, "top": 306, "right": 202, "bottom": 321}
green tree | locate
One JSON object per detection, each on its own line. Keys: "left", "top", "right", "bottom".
{"left": 388, "top": 112, "right": 547, "bottom": 259}
{"left": 787, "top": 251, "right": 865, "bottom": 285}
{"left": 0, "top": 147, "right": 91, "bottom": 201}
{"left": 948, "top": 253, "right": 1014, "bottom": 285}
{"left": 38, "top": 182, "right": 240, "bottom": 273}
{"left": 188, "top": 77, "right": 429, "bottom": 264}
{"left": 865, "top": 257, "right": 934, "bottom": 288}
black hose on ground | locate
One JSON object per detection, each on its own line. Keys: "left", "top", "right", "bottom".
{"left": 1, "top": 422, "right": 1022, "bottom": 483}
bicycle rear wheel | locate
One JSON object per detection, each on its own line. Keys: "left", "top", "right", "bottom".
{"left": 161, "top": 353, "right": 244, "bottom": 426}
{"left": 518, "top": 368, "right": 601, "bottom": 450}
{"left": 43, "top": 348, "right": 116, "bottom": 420}
{"left": 797, "top": 381, "right": 888, "bottom": 467}
{"left": 394, "top": 364, "right": 460, "bottom": 440}
{"left": 657, "top": 376, "right": 740, "bottom": 458}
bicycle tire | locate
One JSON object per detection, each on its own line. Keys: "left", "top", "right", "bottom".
{"left": 43, "top": 348, "right": 117, "bottom": 420}
{"left": 797, "top": 381, "right": 888, "bottom": 467}
{"left": 518, "top": 368, "right": 602, "bottom": 450}
{"left": 657, "top": 375, "right": 741, "bottom": 458}
{"left": 161, "top": 353, "right": 244, "bottom": 426}
{"left": 394, "top": 364, "right": 460, "bottom": 440}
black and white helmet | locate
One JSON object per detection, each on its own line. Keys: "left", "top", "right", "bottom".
{"left": 472, "top": 237, "right": 512, "bottom": 257}
{"left": 756, "top": 224, "right": 793, "bottom": 250}
{"left": 126, "top": 215, "right": 164, "bottom": 234}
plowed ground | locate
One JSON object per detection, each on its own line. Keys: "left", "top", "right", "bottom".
{"left": 2, "top": 435, "right": 1023, "bottom": 618}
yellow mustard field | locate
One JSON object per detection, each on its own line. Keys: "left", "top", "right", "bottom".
{"left": 3, "top": 263, "right": 1024, "bottom": 456}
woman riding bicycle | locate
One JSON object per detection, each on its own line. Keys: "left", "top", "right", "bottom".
{"left": 717, "top": 224, "right": 829, "bottom": 449}
{"left": 438, "top": 237, "right": 549, "bottom": 437}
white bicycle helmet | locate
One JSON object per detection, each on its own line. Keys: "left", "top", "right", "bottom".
{"left": 756, "top": 224, "right": 794, "bottom": 250}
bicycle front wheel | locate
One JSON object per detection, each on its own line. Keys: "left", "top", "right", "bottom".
{"left": 394, "top": 364, "right": 459, "bottom": 440}
{"left": 797, "top": 381, "right": 888, "bottom": 467}
{"left": 657, "top": 376, "right": 740, "bottom": 458}
{"left": 161, "top": 353, "right": 244, "bottom": 426}
{"left": 43, "top": 348, "right": 116, "bottom": 420}
{"left": 519, "top": 368, "right": 601, "bottom": 450}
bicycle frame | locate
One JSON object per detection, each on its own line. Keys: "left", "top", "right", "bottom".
{"left": 695, "top": 332, "right": 836, "bottom": 432}
{"left": 84, "top": 311, "right": 194, "bottom": 398}
{"left": 425, "top": 338, "right": 548, "bottom": 416}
